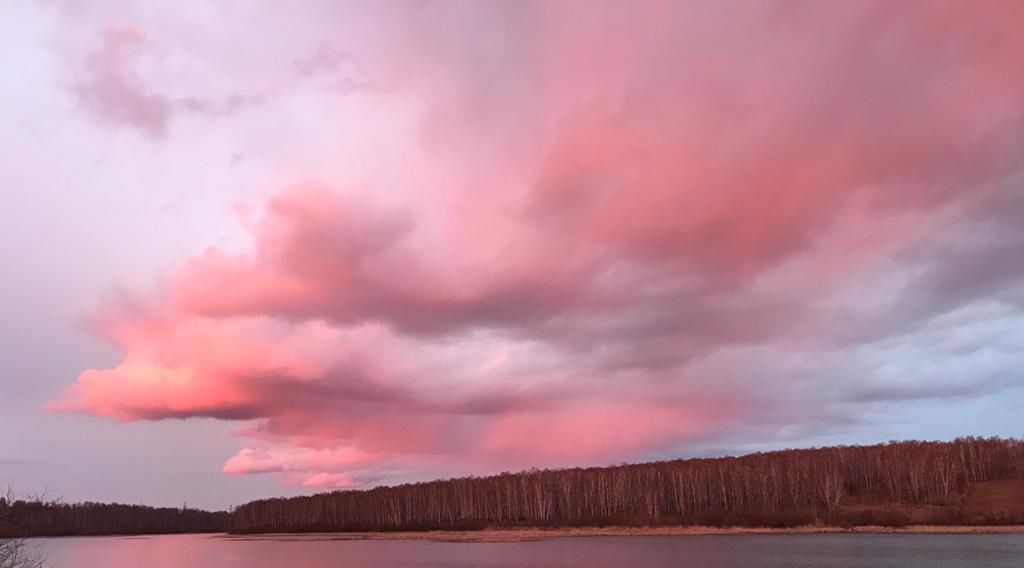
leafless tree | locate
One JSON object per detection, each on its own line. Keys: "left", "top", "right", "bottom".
{"left": 0, "top": 487, "right": 43, "bottom": 568}
{"left": 231, "top": 437, "right": 1024, "bottom": 532}
{"left": 5, "top": 438, "right": 1023, "bottom": 537}
{"left": 0, "top": 496, "right": 228, "bottom": 538}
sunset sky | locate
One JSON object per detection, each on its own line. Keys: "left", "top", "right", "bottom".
{"left": 2, "top": 1, "right": 1023, "bottom": 510}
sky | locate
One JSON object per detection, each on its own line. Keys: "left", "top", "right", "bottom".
{"left": 1, "top": 0, "right": 1023, "bottom": 511}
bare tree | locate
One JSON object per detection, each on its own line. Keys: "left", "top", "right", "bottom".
{"left": 0, "top": 486, "right": 43, "bottom": 568}
{"left": 230, "top": 437, "right": 1024, "bottom": 532}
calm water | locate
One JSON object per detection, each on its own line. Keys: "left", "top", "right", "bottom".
{"left": 39, "top": 533, "right": 1024, "bottom": 567}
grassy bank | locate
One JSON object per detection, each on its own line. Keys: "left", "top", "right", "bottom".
{"left": 219, "top": 524, "right": 1024, "bottom": 543}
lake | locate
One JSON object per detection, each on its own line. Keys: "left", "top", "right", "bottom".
{"left": 39, "top": 533, "right": 1024, "bottom": 567}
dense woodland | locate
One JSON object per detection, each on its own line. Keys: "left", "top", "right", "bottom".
{"left": 0, "top": 500, "right": 229, "bottom": 538}
{"left": 233, "top": 437, "right": 1024, "bottom": 532}
{"left": 4, "top": 438, "right": 1023, "bottom": 537}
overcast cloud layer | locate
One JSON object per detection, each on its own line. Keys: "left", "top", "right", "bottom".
{"left": 2, "top": 1, "right": 1023, "bottom": 502}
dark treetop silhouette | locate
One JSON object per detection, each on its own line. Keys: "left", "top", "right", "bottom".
{"left": 232, "top": 437, "right": 1024, "bottom": 533}
{"left": 4, "top": 437, "right": 1022, "bottom": 537}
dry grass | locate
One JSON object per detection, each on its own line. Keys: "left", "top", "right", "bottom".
{"left": 218, "top": 524, "right": 1024, "bottom": 543}
{"left": 219, "top": 481, "right": 1024, "bottom": 543}
{"left": 963, "top": 480, "right": 1024, "bottom": 522}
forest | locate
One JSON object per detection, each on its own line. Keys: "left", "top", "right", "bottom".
{"left": 232, "top": 437, "right": 1024, "bottom": 532}
{"left": 3, "top": 437, "right": 1023, "bottom": 537}
{"left": 0, "top": 499, "right": 229, "bottom": 538}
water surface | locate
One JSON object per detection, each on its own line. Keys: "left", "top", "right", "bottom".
{"left": 41, "top": 533, "right": 1024, "bottom": 567}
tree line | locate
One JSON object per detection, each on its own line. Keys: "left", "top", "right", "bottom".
{"left": 232, "top": 437, "right": 1024, "bottom": 532}
{"left": 0, "top": 499, "right": 229, "bottom": 538}
{"left": 4, "top": 437, "right": 1022, "bottom": 537}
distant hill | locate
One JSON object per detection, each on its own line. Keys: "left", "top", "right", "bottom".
{"left": 232, "top": 437, "right": 1024, "bottom": 533}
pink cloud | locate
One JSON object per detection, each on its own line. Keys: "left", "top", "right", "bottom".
{"left": 479, "top": 399, "right": 737, "bottom": 463}
{"left": 53, "top": 2, "right": 1024, "bottom": 488}
{"left": 294, "top": 473, "right": 365, "bottom": 489}
{"left": 223, "top": 447, "right": 376, "bottom": 476}
{"left": 48, "top": 313, "right": 327, "bottom": 421}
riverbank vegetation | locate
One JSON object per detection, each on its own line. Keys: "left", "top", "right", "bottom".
{"left": 232, "top": 437, "right": 1024, "bottom": 533}
{"left": 219, "top": 524, "right": 1024, "bottom": 543}
{"left": 4, "top": 437, "right": 1022, "bottom": 537}
{"left": 0, "top": 499, "right": 229, "bottom": 538}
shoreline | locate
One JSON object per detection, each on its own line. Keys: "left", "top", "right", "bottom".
{"left": 219, "top": 525, "right": 1024, "bottom": 543}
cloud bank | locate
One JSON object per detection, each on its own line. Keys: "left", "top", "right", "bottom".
{"left": 52, "top": 1, "right": 1024, "bottom": 488}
